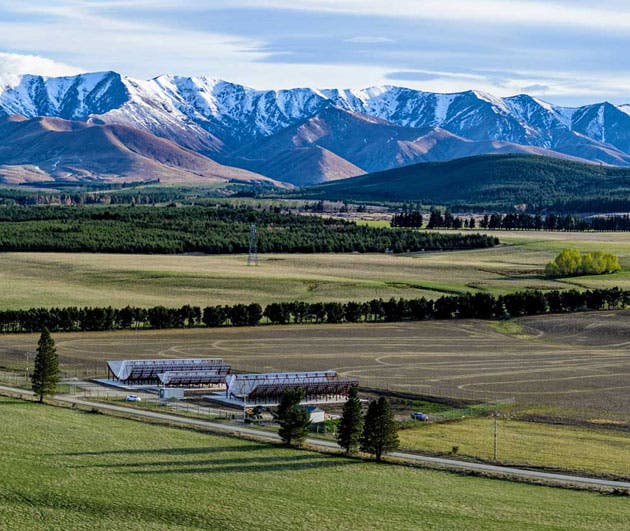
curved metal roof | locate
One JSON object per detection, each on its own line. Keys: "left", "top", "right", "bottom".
{"left": 157, "top": 370, "right": 227, "bottom": 386}
{"left": 225, "top": 371, "right": 356, "bottom": 398}
{"left": 107, "top": 358, "right": 228, "bottom": 382}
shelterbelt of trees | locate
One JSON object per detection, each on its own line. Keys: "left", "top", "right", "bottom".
{"left": 0, "top": 205, "right": 497, "bottom": 254}
{"left": 393, "top": 209, "right": 630, "bottom": 231}
{"left": 0, "top": 288, "right": 627, "bottom": 334}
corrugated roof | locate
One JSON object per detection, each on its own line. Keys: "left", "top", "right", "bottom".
{"left": 157, "top": 370, "right": 227, "bottom": 386}
{"left": 107, "top": 358, "right": 228, "bottom": 382}
{"left": 225, "top": 371, "right": 353, "bottom": 398}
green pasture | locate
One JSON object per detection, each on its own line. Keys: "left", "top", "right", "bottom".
{"left": 398, "top": 416, "right": 630, "bottom": 479}
{"left": 1, "top": 398, "right": 629, "bottom": 530}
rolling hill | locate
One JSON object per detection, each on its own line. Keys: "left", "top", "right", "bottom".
{"left": 302, "top": 154, "right": 630, "bottom": 206}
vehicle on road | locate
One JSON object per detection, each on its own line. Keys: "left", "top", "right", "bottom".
{"left": 126, "top": 394, "right": 142, "bottom": 402}
{"left": 411, "top": 412, "right": 429, "bottom": 421}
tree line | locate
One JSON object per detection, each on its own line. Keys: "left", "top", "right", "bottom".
{"left": 0, "top": 204, "right": 497, "bottom": 254}
{"left": 391, "top": 210, "right": 425, "bottom": 228}
{"left": 417, "top": 209, "right": 630, "bottom": 231}
{"left": 1, "top": 287, "right": 627, "bottom": 334}
{"left": 478, "top": 212, "right": 630, "bottom": 231}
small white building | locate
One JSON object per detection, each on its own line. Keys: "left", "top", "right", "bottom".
{"left": 159, "top": 387, "right": 185, "bottom": 400}
{"left": 303, "top": 405, "right": 325, "bottom": 424}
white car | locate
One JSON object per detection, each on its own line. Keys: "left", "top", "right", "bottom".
{"left": 126, "top": 394, "right": 142, "bottom": 402}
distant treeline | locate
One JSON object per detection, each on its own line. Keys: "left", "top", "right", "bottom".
{"left": 0, "top": 205, "right": 497, "bottom": 254}
{"left": 0, "top": 183, "right": 166, "bottom": 207}
{"left": 477, "top": 212, "right": 630, "bottom": 231}
{"left": 393, "top": 209, "right": 630, "bottom": 231}
{"left": 1, "top": 287, "right": 627, "bottom": 333}
{"left": 391, "top": 211, "right": 426, "bottom": 228}
{"left": 392, "top": 209, "right": 477, "bottom": 229}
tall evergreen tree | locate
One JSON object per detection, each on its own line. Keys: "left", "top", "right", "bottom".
{"left": 337, "top": 385, "right": 363, "bottom": 454}
{"left": 31, "top": 328, "right": 59, "bottom": 403}
{"left": 360, "top": 397, "right": 399, "bottom": 461}
{"left": 277, "top": 388, "right": 311, "bottom": 446}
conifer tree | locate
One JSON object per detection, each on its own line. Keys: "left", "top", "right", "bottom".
{"left": 361, "top": 397, "right": 399, "bottom": 461}
{"left": 31, "top": 328, "right": 59, "bottom": 403}
{"left": 277, "top": 388, "right": 310, "bottom": 446}
{"left": 337, "top": 385, "right": 363, "bottom": 454}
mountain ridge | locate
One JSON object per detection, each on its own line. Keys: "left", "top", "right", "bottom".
{"left": 2, "top": 71, "right": 630, "bottom": 186}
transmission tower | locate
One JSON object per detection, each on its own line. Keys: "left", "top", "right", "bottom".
{"left": 248, "top": 223, "right": 259, "bottom": 266}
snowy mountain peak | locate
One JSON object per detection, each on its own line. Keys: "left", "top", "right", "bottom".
{"left": 0, "top": 70, "right": 127, "bottom": 120}
{"left": 468, "top": 89, "right": 511, "bottom": 112}
{"left": 1, "top": 71, "right": 630, "bottom": 170}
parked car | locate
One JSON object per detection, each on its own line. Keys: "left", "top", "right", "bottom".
{"left": 126, "top": 394, "right": 142, "bottom": 402}
{"left": 410, "top": 411, "right": 429, "bottom": 421}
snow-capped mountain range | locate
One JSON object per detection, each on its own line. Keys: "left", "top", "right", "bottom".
{"left": 1, "top": 70, "right": 630, "bottom": 185}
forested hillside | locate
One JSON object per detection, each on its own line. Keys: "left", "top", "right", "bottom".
{"left": 303, "top": 154, "right": 630, "bottom": 209}
{"left": 0, "top": 205, "right": 497, "bottom": 254}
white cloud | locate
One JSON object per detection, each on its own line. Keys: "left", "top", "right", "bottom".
{"left": 0, "top": 2, "right": 267, "bottom": 80}
{"left": 0, "top": 1, "right": 628, "bottom": 105}
{"left": 243, "top": 0, "right": 630, "bottom": 31}
{"left": 0, "top": 52, "right": 82, "bottom": 86}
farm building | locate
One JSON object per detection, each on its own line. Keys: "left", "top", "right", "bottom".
{"left": 223, "top": 371, "right": 358, "bottom": 406}
{"left": 106, "top": 358, "right": 231, "bottom": 386}
{"left": 303, "top": 405, "right": 326, "bottom": 424}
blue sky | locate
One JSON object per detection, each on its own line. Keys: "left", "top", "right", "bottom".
{"left": 0, "top": 0, "right": 629, "bottom": 105}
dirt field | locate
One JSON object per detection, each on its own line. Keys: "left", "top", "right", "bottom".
{"left": 2, "top": 311, "right": 629, "bottom": 423}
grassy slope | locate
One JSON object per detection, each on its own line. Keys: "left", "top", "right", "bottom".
{"left": 302, "top": 154, "right": 630, "bottom": 205}
{"left": 398, "top": 417, "right": 630, "bottom": 479}
{"left": 1, "top": 398, "right": 629, "bottom": 530}
{"left": 0, "top": 231, "right": 628, "bottom": 309}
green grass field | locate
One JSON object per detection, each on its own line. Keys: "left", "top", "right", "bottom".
{"left": 398, "top": 417, "right": 630, "bottom": 479}
{"left": 0, "top": 231, "right": 628, "bottom": 309}
{"left": 1, "top": 397, "right": 629, "bottom": 530}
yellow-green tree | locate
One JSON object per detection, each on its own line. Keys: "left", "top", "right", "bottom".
{"left": 545, "top": 249, "right": 621, "bottom": 277}
{"left": 581, "top": 251, "right": 621, "bottom": 275}
{"left": 545, "top": 249, "right": 582, "bottom": 277}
